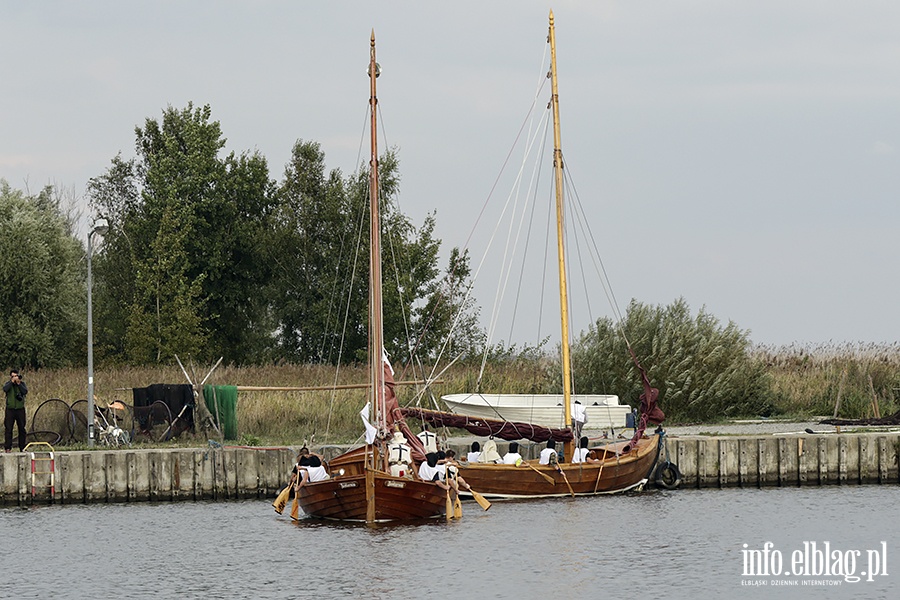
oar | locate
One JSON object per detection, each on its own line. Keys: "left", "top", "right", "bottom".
{"left": 272, "top": 485, "right": 291, "bottom": 514}
{"left": 523, "top": 461, "right": 556, "bottom": 485}
{"left": 446, "top": 486, "right": 453, "bottom": 522}
{"left": 289, "top": 489, "right": 300, "bottom": 520}
{"left": 446, "top": 464, "right": 467, "bottom": 518}
{"left": 466, "top": 486, "right": 491, "bottom": 511}
{"left": 556, "top": 464, "right": 576, "bottom": 497}
{"left": 592, "top": 458, "right": 606, "bottom": 494}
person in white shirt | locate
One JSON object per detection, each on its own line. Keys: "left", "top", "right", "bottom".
{"left": 538, "top": 440, "right": 558, "bottom": 465}
{"left": 387, "top": 431, "right": 414, "bottom": 478}
{"left": 304, "top": 455, "right": 330, "bottom": 482}
{"left": 418, "top": 452, "right": 449, "bottom": 489}
{"left": 441, "top": 449, "right": 475, "bottom": 504}
{"left": 466, "top": 441, "right": 481, "bottom": 463}
{"left": 417, "top": 424, "right": 438, "bottom": 454}
{"left": 477, "top": 438, "right": 503, "bottom": 463}
{"left": 435, "top": 451, "right": 449, "bottom": 480}
{"left": 572, "top": 436, "right": 599, "bottom": 464}
{"left": 571, "top": 400, "right": 587, "bottom": 440}
{"left": 502, "top": 442, "right": 523, "bottom": 465}
{"left": 293, "top": 456, "right": 312, "bottom": 490}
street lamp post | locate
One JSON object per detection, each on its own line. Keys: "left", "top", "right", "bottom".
{"left": 87, "top": 220, "right": 108, "bottom": 447}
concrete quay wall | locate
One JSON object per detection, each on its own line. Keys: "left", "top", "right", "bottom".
{"left": 0, "top": 446, "right": 296, "bottom": 506}
{"left": 2, "top": 432, "right": 898, "bottom": 505}
{"left": 664, "top": 432, "right": 900, "bottom": 488}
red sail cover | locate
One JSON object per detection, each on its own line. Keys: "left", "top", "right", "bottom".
{"left": 400, "top": 407, "right": 574, "bottom": 443}
{"left": 625, "top": 347, "right": 666, "bottom": 452}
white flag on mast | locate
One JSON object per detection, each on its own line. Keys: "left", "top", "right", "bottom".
{"left": 360, "top": 402, "right": 377, "bottom": 444}
{"left": 382, "top": 347, "right": 394, "bottom": 377}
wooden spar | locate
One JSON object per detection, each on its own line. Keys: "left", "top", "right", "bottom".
{"left": 366, "top": 29, "right": 383, "bottom": 523}
{"left": 114, "top": 379, "right": 444, "bottom": 392}
{"left": 369, "top": 30, "right": 385, "bottom": 437}
{"left": 295, "top": 32, "right": 447, "bottom": 524}
{"left": 174, "top": 354, "right": 221, "bottom": 438}
{"left": 235, "top": 380, "right": 444, "bottom": 392}
{"left": 548, "top": 10, "right": 575, "bottom": 462}
{"left": 366, "top": 447, "right": 377, "bottom": 523}
{"left": 200, "top": 356, "right": 224, "bottom": 385}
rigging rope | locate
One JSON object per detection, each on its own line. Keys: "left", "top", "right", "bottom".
{"left": 562, "top": 159, "right": 630, "bottom": 346}
{"left": 475, "top": 108, "right": 553, "bottom": 386}
{"left": 421, "top": 48, "right": 552, "bottom": 390}
{"left": 323, "top": 105, "right": 374, "bottom": 443}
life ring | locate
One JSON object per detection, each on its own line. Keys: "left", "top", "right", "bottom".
{"left": 655, "top": 460, "right": 682, "bottom": 490}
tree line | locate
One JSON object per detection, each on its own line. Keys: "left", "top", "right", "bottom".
{"left": 86, "top": 103, "right": 483, "bottom": 367}
{"left": 2, "top": 103, "right": 480, "bottom": 369}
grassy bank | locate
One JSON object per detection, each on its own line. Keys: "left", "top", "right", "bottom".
{"left": 16, "top": 343, "right": 900, "bottom": 446}
{"left": 17, "top": 359, "right": 550, "bottom": 447}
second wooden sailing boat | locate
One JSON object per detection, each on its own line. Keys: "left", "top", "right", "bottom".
{"left": 405, "top": 11, "right": 665, "bottom": 499}
{"left": 295, "top": 32, "right": 447, "bottom": 522}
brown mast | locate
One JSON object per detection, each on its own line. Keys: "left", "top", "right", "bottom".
{"left": 366, "top": 29, "right": 384, "bottom": 523}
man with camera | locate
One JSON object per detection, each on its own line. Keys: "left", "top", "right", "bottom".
{"left": 3, "top": 370, "right": 28, "bottom": 452}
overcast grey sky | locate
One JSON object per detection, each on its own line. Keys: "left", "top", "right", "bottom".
{"left": 2, "top": 1, "right": 898, "bottom": 349}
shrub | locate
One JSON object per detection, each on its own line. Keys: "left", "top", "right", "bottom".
{"left": 570, "top": 298, "right": 776, "bottom": 422}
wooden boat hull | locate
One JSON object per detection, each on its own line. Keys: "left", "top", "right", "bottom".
{"left": 296, "top": 446, "right": 446, "bottom": 522}
{"left": 458, "top": 434, "right": 662, "bottom": 499}
{"left": 442, "top": 393, "right": 631, "bottom": 429}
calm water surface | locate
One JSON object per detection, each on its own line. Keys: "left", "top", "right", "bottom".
{"left": 1, "top": 486, "right": 897, "bottom": 599}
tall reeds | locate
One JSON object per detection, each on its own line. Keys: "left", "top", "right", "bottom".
{"left": 17, "top": 342, "right": 900, "bottom": 445}
{"left": 753, "top": 342, "right": 900, "bottom": 419}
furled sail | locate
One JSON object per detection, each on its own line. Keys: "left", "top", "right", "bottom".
{"left": 401, "top": 406, "right": 574, "bottom": 443}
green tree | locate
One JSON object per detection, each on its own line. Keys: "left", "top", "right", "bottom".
{"left": 270, "top": 141, "right": 449, "bottom": 365}
{"left": 88, "top": 103, "right": 276, "bottom": 364}
{"left": 268, "top": 140, "right": 350, "bottom": 363}
{"left": 0, "top": 181, "right": 85, "bottom": 368}
{"left": 88, "top": 106, "right": 475, "bottom": 366}
{"left": 123, "top": 201, "right": 208, "bottom": 363}
{"left": 413, "top": 247, "right": 485, "bottom": 362}
{"left": 570, "top": 297, "right": 775, "bottom": 421}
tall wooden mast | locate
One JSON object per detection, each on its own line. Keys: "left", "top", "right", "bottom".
{"left": 368, "top": 30, "right": 385, "bottom": 433}
{"left": 367, "top": 29, "right": 384, "bottom": 523}
{"left": 548, "top": 10, "right": 575, "bottom": 461}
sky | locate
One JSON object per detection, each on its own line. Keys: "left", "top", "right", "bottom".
{"left": 2, "top": 1, "right": 898, "bottom": 350}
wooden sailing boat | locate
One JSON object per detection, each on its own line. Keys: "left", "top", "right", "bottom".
{"left": 295, "top": 32, "right": 447, "bottom": 522}
{"left": 405, "top": 11, "right": 664, "bottom": 499}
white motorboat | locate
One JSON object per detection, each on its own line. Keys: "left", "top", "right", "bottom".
{"left": 441, "top": 393, "right": 632, "bottom": 430}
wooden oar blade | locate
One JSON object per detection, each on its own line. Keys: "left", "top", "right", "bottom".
{"left": 470, "top": 489, "right": 491, "bottom": 511}
{"left": 290, "top": 494, "right": 300, "bottom": 521}
{"left": 453, "top": 495, "right": 463, "bottom": 519}
{"left": 272, "top": 485, "right": 291, "bottom": 514}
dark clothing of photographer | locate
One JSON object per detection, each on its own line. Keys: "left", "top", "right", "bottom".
{"left": 4, "top": 371, "right": 27, "bottom": 452}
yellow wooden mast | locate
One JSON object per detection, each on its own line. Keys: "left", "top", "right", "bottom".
{"left": 548, "top": 10, "right": 575, "bottom": 462}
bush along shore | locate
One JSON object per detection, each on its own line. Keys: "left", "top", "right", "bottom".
{"left": 11, "top": 342, "right": 899, "bottom": 448}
